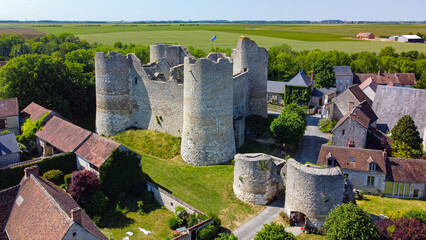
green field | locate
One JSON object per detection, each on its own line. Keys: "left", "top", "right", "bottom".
{"left": 3, "top": 23, "right": 425, "bottom": 53}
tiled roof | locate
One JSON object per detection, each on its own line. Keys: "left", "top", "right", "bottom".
{"left": 21, "top": 102, "right": 54, "bottom": 121}
{"left": 287, "top": 71, "right": 312, "bottom": 87}
{"left": 333, "top": 66, "right": 353, "bottom": 76}
{"left": 0, "top": 61, "right": 6, "bottom": 68}
{"left": 35, "top": 116, "right": 91, "bottom": 152}
{"left": 0, "top": 185, "right": 19, "bottom": 232}
{"left": 317, "top": 145, "right": 386, "bottom": 173}
{"left": 5, "top": 174, "right": 107, "bottom": 240}
{"left": 267, "top": 80, "right": 286, "bottom": 94}
{"left": 354, "top": 73, "right": 417, "bottom": 86}
{"left": 358, "top": 77, "right": 377, "bottom": 92}
{"left": 75, "top": 134, "right": 120, "bottom": 168}
{"left": 0, "top": 133, "right": 19, "bottom": 156}
{"left": 386, "top": 157, "right": 426, "bottom": 183}
{"left": 348, "top": 85, "right": 370, "bottom": 103}
{"left": 0, "top": 98, "right": 18, "bottom": 118}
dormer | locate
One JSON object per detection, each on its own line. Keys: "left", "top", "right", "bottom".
{"left": 326, "top": 152, "right": 335, "bottom": 167}
{"left": 367, "top": 156, "right": 376, "bottom": 172}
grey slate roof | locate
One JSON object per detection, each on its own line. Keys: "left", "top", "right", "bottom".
{"left": 0, "top": 133, "right": 19, "bottom": 156}
{"left": 267, "top": 80, "right": 286, "bottom": 94}
{"left": 287, "top": 71, "right": 312, "bottom": 87}
{"left": 312, "top": 88, "right": 324, "bottom": 97}
{"left": 319, "top": 87, "right": 336, "bottom": 95}
{"left": 333, "top": 66, "right": 353, "bottom": 76}
{"left": 372, "top": 86, "right": 426, "bottom": 139}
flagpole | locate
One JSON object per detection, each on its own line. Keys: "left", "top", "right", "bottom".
{"left": 215, "top": 39, "right": 216, "bottom": 53}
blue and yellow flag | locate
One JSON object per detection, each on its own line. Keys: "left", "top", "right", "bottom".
{"left": 210, "top": 35, "right": 217, "bottom": 41}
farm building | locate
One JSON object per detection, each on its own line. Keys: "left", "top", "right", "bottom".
{"left": 398, "top": 35, "right": 424, "bottom": 43}
{"left": 389, "top": 36, "right": 398, "bottom": 41}
{"left": 356, "top": 32, "right": 375, "bottom": 39}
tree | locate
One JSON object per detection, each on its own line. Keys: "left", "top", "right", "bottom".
{"left": 324, "top": 203, "right": 380, "bottom": 240}
{"left": 380, "top": 46, "right": 398, "bottom": 58}
{"left": 254, "top": 222, "right": 296, "bottom": 240}
{"left": 42, "top": 169, "right": 63, "bottom": 185}
{"left": 270, "top": 103, "right": 307, "bottom": 145}
{"left": 391, "top": 115, "right": 423, "bottom": 158}
{"left": 69, "top": 170, "right": 100, "bottom": 206}
{"left": 215, "top": 233, "right": 238, "bottom": 240}
{"left": 99, "top": 149, "right": 145, "bottom": 198}
{"left": 376, "top": 217, "right": 425, "bottom": 240}
{"left": 313, "top": 58, "right": 336, "bottom": 88}
{"left": 85, "top": 191, "right": 108, "bottom": 217}
{"left": 350, "top": 51, "right": 380, "bottom": 73}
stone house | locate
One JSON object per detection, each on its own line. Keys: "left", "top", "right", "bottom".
{"left": 0, "top": 98, "right": 19, "bottom": 135}
{"left": 318, "top": 145, "right": 426, "bottom": 199}
{"left": 324, "top": 84, "right": 371, "bottom": 120}
{"left": 319, "top": 87, "right": 337, "bottom": 105}
{"left": 333, "top": 66, "right": 353, "bottom": 93}
{"left": 0, "top": 132, "right": 20, "bottom": 167}
{"left": 331, "top": 100, "right": 378, "bottom": 148}
{"left": 358, "top": 77, "right": 377, "bottom": 101}
{"left": 0, "top": 165, "right": 108, "bottom": 239}
{"left": 266, "top": 80, "right": 286, "bottom": 105}
{"left": 354, "top": 71, "right": 417, "bottom": 88}
{"left": 372, "top": 86, "right": 426, "bottom": 151}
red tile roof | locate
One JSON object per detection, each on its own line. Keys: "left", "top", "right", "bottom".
{"left": 358, "top": 77, "right": 378, "bottom": 92}
{"left": 317, "top": 145, "right": 387, "bottom": 173}
{"left": 21, "top": 102, "right": 54, "bottom": 121}
{"left": 35, "top": 116, "right": 91, "bottom": 152}
{"left": 5, "top": 174, "right": 107, "bottom": 240}
{"left": 354, "top": 73, "right": 417, "bottom": 86}
{"left": 0, "top": 98, "right": 18, "bottom": 118}
{"left": 386, "top": 157, "right": 426, "bottom": 183}
{"left": 348, "top": 85, "right": 370, "bottom": 103}
{"left": 75, "top": 134, "right": 120, "bottom": 168}
{"left": 0, "top": 185, "right": 19, "bottom": 233}
{"left": 333, "top": 100, "right": 377, "bottom": 131}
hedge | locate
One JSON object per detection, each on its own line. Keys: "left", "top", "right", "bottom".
{"left": 0, "top": 152, "right": 76, "bottom": 190}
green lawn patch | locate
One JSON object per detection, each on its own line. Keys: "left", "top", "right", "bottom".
{"left": 356, "top": 194, "right": 426, "bottom": 217}
{"left": 111, "top": 129, "right": 181, "bottom": 159}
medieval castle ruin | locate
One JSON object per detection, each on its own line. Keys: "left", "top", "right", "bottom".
{"left": 95, "top": 37, "right": 268, "bottom": 165}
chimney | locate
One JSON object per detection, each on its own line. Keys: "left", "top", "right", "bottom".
{"left": 349, "top": 102, "right": 354, "bottom": 112}
{"left": 383, "top": 149, "right": 387, "bottom": 160}
{"left": 378, "top": 69, "right": 381, "bottom": 75}
{"left": 71, "top": 207, "right": 82, "bottom": 223}
{"left": 24, "top": 165, "right": 39, "bottom": 178}
{"left": 310, "top": 70, "right": 314, "bottom": 82}
{"left": 348, "top": 141, "right": 355, "bottom": 148}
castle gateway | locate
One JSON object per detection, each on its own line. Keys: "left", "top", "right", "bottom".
{"left": 95, "top": 37, "right": 268, "bottom": 165}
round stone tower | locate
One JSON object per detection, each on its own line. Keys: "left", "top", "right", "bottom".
{"left": 181, "top": 54, "right": 236, "bottom": 165}
{"left": 233, "top": 153, "right": 284, "bottom": 205}
{"left": 95, "top": 52, "right": 132, "bottom": 136}
{"left": 284, "top": 159, "right": 345, "bottom": 228}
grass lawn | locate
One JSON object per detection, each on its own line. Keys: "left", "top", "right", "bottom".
{"left": 356, "top": 194, "right": 426, "bottom": 217}
{"left": 111, "top": 129, "right": 265, "bottom": 230}
{"left": 100, "top": 208, "right": 175, "bottom": 240}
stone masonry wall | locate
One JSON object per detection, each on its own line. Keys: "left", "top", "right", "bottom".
{"left": 233, "top": 153, "right": 285, "bottom": 205}
{"left": 284, "top": 159, "right": 345, "bottom": 228}
{"left": 332, "top": 118, "right": 367, "bottom": 148}
{"left": 342, "top": 169, "right": 385, "bottom": 195}
{"left": 333, "top": 90, "right": 361, "bottom": 120}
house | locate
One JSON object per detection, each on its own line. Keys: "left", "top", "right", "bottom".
{"left": 357, "top": 32, "right": 375, "bottom": 39}
{"left": 21, "top": 102, "right": 60, "bottom": 122}
{"left": 354, "top": 71, "right": 417, "bottom": 88}
{"left": 267, "top": 80, "right": 286, "bottom": 105}
{"left": 333, "top": 66, "right": 353, "bottom": 93}
{"left": 318, "top": 145, "right": 426, "bottom": 199}
{"left": 397, "top": 35, "right": 424, "bottom": 43}
{"left": 0, "top": 165, "right": 108, "bottom": 239}
{"left": 358, "top": 77, "right": 377, "bottom": 101}
{"left": 323, "top": 85, "right": 370, "bottom": 120}
{"left": 331, "top": 100, "right": 378, "bottom": 148}
{"left": 319, "top": 87, "right": 337, "bottom": 105}
{"left": 34, "top": 114, "right": 124, "bottom": 172}
{"left": 0, "top": 133, "right": 20, "bottom": 167}
{"left": 0, "top": 98, "right": 19, "bottom": 135}
{"left": 372, "top": 86, "right": 426, "bottom": 151}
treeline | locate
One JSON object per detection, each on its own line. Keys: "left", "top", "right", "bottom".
{"left": 0, "top": 33, "right": 149, "bottom": 120}
{"left": 268, "top": 44, "right": 426, "bottom": 89}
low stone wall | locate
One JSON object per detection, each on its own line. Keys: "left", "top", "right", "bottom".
{"left": 146, "top": 181, "right": 214, "bottom": 239}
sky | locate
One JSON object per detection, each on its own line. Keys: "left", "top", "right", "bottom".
{"left": 0, "top": 0, "right": 425, "bottom": 22}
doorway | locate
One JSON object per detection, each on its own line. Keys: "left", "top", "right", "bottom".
{"left": 289, "top": 211, "right": 306, "bottom": 226}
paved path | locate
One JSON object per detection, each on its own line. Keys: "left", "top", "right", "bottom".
{"left": 233, "top": 196, "right": 302, "bottom": 240}
{"left": 296, "top": 114, "right": 331, "bottom": 164}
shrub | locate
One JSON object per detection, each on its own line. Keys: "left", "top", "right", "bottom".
{"left": 354, "top": 189, "right": 365, "bottom": 200}
{"left": 325, "top": 203, "right": 379, "bottom": 240}
{"left": 198, "top": 224, "right": 218, "bottom": 240}
{"left": 69, "top": 170, "right": 100, "bottom": 206}
{"left": 188, "top": 213, "right": 199, "bottom": 227}
{"left": 92, "top": 215, "right": 102, "bottom": 226}
{"left": 403, "top": 209, "right": 426, "bottom": 223}
{"left": 99, "top": 149, "right": 145, "bottom": 198}
{"left": 384, "top": 209, "right": 405, "bottom": 220}
{"left": 168, "top": 217, "right": 180, "bottom": 230}
{"left": 270, "top": 103, "right": 307, "bottom": 145}
{"left": 376, "top": 217, "right": 426, "bottom": 240}
{"left": 137, "top": 201, "right": 145, "bottom": 215}
{"left": 175, "top": 206, "right": 187, "bottom": 220}
{"left": 64, "top": 173, "right": 72, "bottom": 189}
{"left": 42, "top": 169, "right": 63, "bottom": 185}
{"left": 85, "top": 191, "right": 108, "bottom": 217}
{"left": 16, "top": 112, "right": 48, "bottom": 142}
{"left": 318, "top": 119, "right": 332, "bottom": 129}
{"left": 215, "top": 233, "right": 238, "bottom": 240}
{"left": 254, "top": 222, "right": 296, "bottom": 240}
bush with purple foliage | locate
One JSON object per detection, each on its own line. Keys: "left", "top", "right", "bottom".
{"left": 69, "top": 170, "right": 100, "bottom": 206}
{"left": 376, "top": 217, "right": 426, "bottom": 240}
